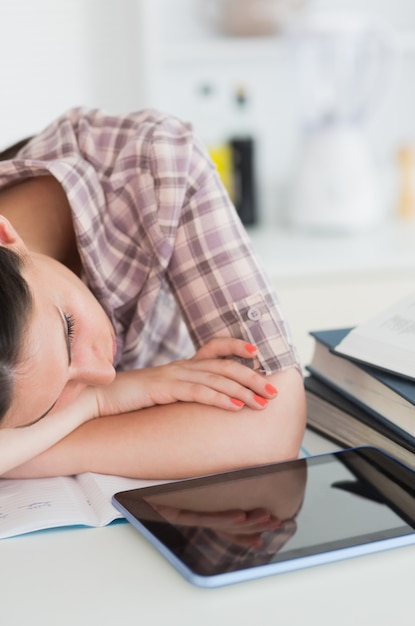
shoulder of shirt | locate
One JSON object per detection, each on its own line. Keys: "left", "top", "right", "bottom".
{"left": 3, "top": 107, "right": 209, "bottom": 185}
{"left": 52, "top": 106, "right": 194, "bottom": 138}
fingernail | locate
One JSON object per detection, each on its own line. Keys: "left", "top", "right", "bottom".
{"left": 254, "top": 395, "right": 268, "bottom": 407}
{"left": 231, "top": 398, "right": 245, "bottom": 407}
{"left": 265, "top": 384, "right": 278, "bottom": 395}
{"left": 245, "top": 343, "right": 257, "bottom": 353}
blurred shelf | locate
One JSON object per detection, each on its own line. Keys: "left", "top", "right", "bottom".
{"left": 162, "top": 30, "right": 415, "bottom": 65}
{"left": 163, "top": 38, "right": 284, "bottom": 65}
{"left": 246, "top": 219, "right": 415, "bottom": 281}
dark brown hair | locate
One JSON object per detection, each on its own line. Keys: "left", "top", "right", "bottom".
{"left": 0, "top": 247, "right": 33, "bottom": 422}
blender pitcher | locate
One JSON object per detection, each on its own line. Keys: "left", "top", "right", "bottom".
{"left": 287, "top": 13, "right": 398, "bottom": 233}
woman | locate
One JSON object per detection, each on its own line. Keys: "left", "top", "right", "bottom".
{"left": 0, "top": 107, "right": 306, "bottom": 479}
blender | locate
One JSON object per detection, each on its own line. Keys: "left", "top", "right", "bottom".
{"left": 287, "top": 13, "right": 398, "bottom": 233}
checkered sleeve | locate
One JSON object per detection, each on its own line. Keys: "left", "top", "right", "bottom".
{"left": 165, "top": 134, "right": 300, "bottom": 374}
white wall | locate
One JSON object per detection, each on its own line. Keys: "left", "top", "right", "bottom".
{"left": 0, "top": 0, "right": 143, "bottom": 148}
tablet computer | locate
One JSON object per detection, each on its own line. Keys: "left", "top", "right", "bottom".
{"left": 112, "top": 447, "right": 415, "bottom": 588}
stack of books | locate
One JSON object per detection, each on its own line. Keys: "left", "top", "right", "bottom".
{"left": 305, "top": 294, "right": 415, "bottom": 470}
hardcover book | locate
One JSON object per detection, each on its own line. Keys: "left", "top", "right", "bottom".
{"left": 308, "top": 327, "right": 415, "bottom": 439}
{"left": 305, "top": 375, "right": 415, "bottom": 470}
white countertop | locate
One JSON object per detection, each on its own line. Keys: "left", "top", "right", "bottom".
{"left": 3, "top": 514, "right": 414, "bottom": 626}
{"left": 247, "top": 219, "right": 415, "bottom": 280}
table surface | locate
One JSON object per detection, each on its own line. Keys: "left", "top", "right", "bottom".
{"left": 247, "top": 219, "right": 415, "bottom": 280}
{"left": 2, "top": 430, "right": 414, "bottom": 626}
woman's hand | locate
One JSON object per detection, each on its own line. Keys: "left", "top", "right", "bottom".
{"left": 93, "top": 338, "right": 279, "bottom": 418}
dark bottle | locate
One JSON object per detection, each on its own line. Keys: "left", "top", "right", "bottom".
{"left": 229, "top": 86, "right": 257, "bottom": 226}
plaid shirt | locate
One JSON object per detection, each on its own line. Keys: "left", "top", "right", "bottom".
{"left": 0, "top": 107, "right": 299, "bottom": 374}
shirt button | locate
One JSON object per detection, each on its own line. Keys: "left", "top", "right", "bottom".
{"left": 247, "top": 306, "right": 261, "bottom": 322}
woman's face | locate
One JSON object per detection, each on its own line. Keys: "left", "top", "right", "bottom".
{"left": 4, "top": 251, "right": 116, "bottom": 429}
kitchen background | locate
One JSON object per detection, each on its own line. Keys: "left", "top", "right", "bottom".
{"left": 1, "top": 0, "right": 415, "bottom": 364}
{"left": 1, "top": 0, "right": 415, "bottom": 232}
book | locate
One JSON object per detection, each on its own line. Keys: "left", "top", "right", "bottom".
{"left": 334, "top": 293, "right": 415, "bottom": 380}
{"left": 305, "top": 375, "right": 415, "bottom": 471}
{"left": 308, "top": 327, "right": 415, "bottom": 439}
{"left": 0, "top": 472, "right": 168, "bottom": 540}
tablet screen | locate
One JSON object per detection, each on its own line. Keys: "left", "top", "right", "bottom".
{"left": 113, "top": 447, "right": 415, "bottom": 586}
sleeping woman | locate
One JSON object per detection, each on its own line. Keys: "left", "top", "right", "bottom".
{"left": 0, "top": 107, "right": 306, "bottom": 479}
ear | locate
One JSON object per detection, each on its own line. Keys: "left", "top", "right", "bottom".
{"left": 0, "top": 216, "right": 27, "bottom": 252}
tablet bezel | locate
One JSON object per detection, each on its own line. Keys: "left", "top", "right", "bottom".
{"left": 112, "top": 447, "right": 415, "bottom": 588}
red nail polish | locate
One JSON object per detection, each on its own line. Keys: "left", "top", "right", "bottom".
{"left": 231, "top": 398, "right": 245, "bottom": 407}
{"left": 254, "top": 395, "right": 268, "bottom": 407}
{"left": 245, "top": 343, "right": 257, "bottom": 353}
{"left": 265, "top": 384, "right": 278, "bottom": 395}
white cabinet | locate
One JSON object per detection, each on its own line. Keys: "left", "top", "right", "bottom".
{"left": 135, "top": 0, "right": 304, "bottom": 225}
{"left": 134, "top": 0, "right": 415, "bottom": 229}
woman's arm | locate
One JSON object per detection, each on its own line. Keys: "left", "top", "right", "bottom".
{"left": 4, "top": 367, "right": 305, "bottom": 479}
{"left": 0, "top": 339, "right": 279, "bottom": 476}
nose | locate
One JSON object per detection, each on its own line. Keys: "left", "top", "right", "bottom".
{"left": 70, "top": 344, "right": 116, "bottom": 387}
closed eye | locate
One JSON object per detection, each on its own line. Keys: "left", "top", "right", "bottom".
{"left": 17, "top": 307, "right": 73, "bottom": 428}
{"left": 59, "top": 309, "right": 75, "bottom": 365}
{"left": 64, "top": 312, "right": 76, "bottom": 345}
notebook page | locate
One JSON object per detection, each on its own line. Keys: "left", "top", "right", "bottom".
{"left": 0, "top": 475, "right": 99, "bottom": 539}
{"left": 76, "top": 473, "right": 169, "bottom": 524}
{"left": 0, "top": 473, "right": 172, "bottom": 539}
{"left": 335, "top": 292, "right": 415, "bottom": 378}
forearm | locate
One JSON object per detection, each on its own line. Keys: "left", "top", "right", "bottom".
{"left": 5, "top": 369, "right": 306, "bottom": 479}
{"left": 0, "top": 389, "right": 98, "bottom": 476}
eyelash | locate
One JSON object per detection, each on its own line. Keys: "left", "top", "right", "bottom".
{"left": 64, "top": 313, "right": 76, "bottom": 344}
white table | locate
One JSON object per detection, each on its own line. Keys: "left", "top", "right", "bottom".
{"left": 3, "top": 221, "right": 415, "bottom": 625}
{"left": 2, "top": 484, "right": 415, "bottom": 626}
{"left": 3, "top": 407, "right": 413, "bottom": 623}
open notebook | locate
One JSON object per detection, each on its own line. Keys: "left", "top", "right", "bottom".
{"left": 0, "top": 473, "right": 168, "bottom": 539}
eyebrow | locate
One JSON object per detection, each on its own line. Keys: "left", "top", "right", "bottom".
{"left": 16, "top": 307, "right": 70, "bottom": 429}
